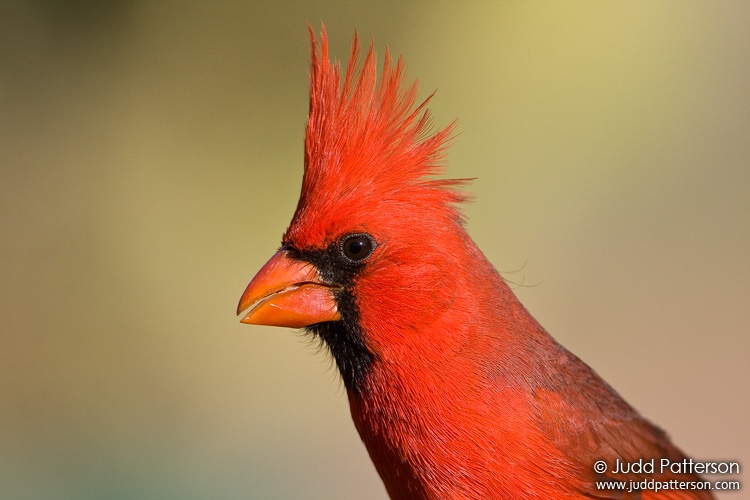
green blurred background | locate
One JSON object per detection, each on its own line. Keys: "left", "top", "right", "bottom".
{"left": 2, "top": 1, "right": 748, "bottom": 499}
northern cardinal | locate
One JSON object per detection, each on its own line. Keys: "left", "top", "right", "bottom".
{"left": 237, "top": 26, "right": 713, "bottom": 499}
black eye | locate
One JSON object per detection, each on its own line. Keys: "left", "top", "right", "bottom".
{"left": 340, "top": 233, "right": 376, "bottom": 262}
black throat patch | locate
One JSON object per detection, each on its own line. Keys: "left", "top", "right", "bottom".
{"left": 286, "top": 243, "right": 375, "bottom": 395}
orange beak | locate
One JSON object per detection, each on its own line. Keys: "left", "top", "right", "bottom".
{"left": 236, "top": 250, "right": 342, "bottom": 328}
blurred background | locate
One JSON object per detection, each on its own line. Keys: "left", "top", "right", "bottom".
{"left": 1, "top": 1, "right": 748, "bottom": 499}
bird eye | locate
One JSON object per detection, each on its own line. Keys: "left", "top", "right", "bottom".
{"left": 340, "top": 233, "right": 376, "bottom": 262}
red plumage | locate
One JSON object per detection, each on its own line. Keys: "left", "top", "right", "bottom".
{"left": 288, "top": 26, "right": 465, "bottom": 251}
{"left": 237, "top": 26, "right": 714, "bottom": 499}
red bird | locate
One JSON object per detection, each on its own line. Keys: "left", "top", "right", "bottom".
{"left": 237, "top": 26, "right": 713, "bottom": 499}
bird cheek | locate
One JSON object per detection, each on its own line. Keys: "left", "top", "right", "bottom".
{"left": 356, "top": 267, "right": 457, "bottom": 355}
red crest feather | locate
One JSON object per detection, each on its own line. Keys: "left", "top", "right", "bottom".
{"left": 285, "top": 25, "right": 468, "bottom": 248}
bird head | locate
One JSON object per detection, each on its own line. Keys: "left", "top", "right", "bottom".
{"left": 237, "top": 26, "right": 476, "bottom": 392}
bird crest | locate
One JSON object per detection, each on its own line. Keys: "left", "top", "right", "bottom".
{"left": 285, "top": 25, "right": 467, "bottom": 248}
